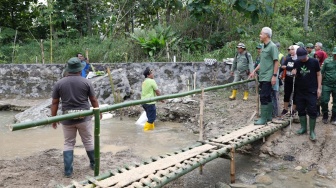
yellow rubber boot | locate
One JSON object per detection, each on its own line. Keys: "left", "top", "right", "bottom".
{"left": 243, "top": 91, "right": 249, "bottom": 101}
{"left": 229, "top": 90, "right": 237, "bottom": 100}
{"left": 150, "top": 122, "right": 155, "bottom": 130}
{"left": 143, "top": 122, "right": 151, "bottom": 131}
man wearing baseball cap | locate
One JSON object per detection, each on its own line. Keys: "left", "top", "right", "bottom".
{"left": 229, "top": 42, "right": 254, "bottom": 101}
{"left": 292, "top": 47, "right": 322, "bottom": 141}
{"left": 320, "top": 47, "right": 336, "bottom": 125}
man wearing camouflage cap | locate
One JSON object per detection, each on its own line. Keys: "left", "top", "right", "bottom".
{"left": 229, "top": 42, "right": 254, "bottom": 101}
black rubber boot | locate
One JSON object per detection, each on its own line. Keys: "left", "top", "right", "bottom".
{"left": 86, "top": 150, "right": 95, "bottom": 170}
{"left": 322, "top": 113, "right": 328, "bottom": 124}
{"left": 63, "top": 150, "right": 74, "bottom": 178}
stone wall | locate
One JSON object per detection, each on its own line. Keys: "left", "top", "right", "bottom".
{"left": 0, "top": 62, "right": 233, "bottom": 104}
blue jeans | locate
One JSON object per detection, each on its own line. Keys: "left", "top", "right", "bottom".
{"left": 142, "top": 104, "right": 156, "bottom": 123}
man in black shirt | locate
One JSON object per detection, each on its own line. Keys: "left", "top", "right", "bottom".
{"left": 292, "top": 47, "right": 322, "bottom": 141}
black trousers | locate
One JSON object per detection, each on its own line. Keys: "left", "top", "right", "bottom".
{"left": 295, "top": 91, "right": 317, "bottom": 118}
{"left": 284, "top": 76, "right": 296, "bottom": 104}
{"left": 259, "top": 81, "right": 272, "bottom": 105}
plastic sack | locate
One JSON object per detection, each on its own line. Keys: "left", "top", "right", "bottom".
{"left": 135, "top": 111, "right": 147, "bottom": 127}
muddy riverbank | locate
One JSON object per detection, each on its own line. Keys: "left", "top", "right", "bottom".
{"left": 1, "top": 90, "right": 336, "bottom": 187}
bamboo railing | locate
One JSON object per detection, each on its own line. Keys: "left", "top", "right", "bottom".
{"left": 10, "top": 79, "right": 255, "bottom": 177}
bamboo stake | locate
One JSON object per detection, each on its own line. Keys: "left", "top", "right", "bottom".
{"left": 198, "top": 88, "right": 205, "bottom": 175}
{"left": 40, "top": 39, "right": 45, "bottom": 64}
{"left": 93, "top": 108, "right": 101, "bottom": 176}
{"left": 12, "top": 30, "right": 18, "bottom": 64}
{"left": 230, "top": 147, "right": 235, "bottom": 183}
{"left": 199, "top": 88, "right": 204, "bottom": 141}
{"left": 106, "top": 67, "right": 117, "bottom": 103}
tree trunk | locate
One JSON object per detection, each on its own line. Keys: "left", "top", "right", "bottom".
{"left": 86, "top": 2, "right": 92, "bottom": 36}
{"left": 166, "top": 6, "right": 171, "bottom": 25}
{"left": 124, "top": 13, "right": 130, "bottom": 38}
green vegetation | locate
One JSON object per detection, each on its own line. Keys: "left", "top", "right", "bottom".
{"left": 0, "top": 0, "right": 335, "bottom": 64}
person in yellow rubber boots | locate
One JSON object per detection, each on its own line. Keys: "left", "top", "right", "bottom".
{"left": 141, "top": 67, "right": 163, "bottom": 131}
{"left": 229, "top": 43, "right": 254, "bottom": 100}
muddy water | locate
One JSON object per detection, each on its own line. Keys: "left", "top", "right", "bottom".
{"left": 0, "top": 112, "right": 198, "bottom": 160}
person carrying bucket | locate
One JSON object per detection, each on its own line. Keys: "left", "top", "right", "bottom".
{"left": 141, "top": 67, "right": 163, "bottom": 131}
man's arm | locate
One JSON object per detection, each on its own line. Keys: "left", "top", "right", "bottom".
{"left": 89, "top": 95, "right": 102, "bottom": 119}
{"left": 271, "top": 60, "right": 279, "bottom": 85}
{"left": 89, "top": 95, "right": 99, "bottom": 108}
{"left": 51, "top": 98, "right": 59, "bottom": 129}
{"left": 317, "top": 71, "right": 322, "bottom": 98}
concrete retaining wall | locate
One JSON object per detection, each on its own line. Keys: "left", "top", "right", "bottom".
{"left": 0, "top": 62, "right": 233, "bottom": 104}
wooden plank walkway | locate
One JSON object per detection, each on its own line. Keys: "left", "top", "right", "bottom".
{"left": 64, "top": 118, "right": 290, "bottom": 188}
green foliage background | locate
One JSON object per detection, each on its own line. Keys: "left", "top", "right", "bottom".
{"left": 0, "top": 0, "right": 336, "bottom": 64}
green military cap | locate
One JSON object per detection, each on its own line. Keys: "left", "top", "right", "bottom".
{"left": 294, "top": 41, "right": 304, "bottom": 48}
{"left": 256, "top": 44, "right": 263, "bottom": 49}
{"left": 306, "top": 43, "right": 314, "bottom": 48}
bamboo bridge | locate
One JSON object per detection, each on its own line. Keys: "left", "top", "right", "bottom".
{"left": 62, "top": 118, "right": 290, "bottom": 188}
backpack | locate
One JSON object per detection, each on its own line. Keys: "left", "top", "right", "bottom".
{"left": 235, "top": 52, "right": 250, "bottom": 64}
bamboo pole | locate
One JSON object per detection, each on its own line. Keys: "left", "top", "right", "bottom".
{"left": 93, "top": 108, "right": 101, "bottom": 176}
{"left": 199, "top": 88, "right": 204, "bottom": 141}
{"left": 198, "top": 88, "right": 204, "bottom": 175}
{"left": 106, "top": 67, "right": 117, "bottom": 103}
{"left": 10, "top": 79, "right": 254, "bottom": 131}
{"left": 230, "top": 147, "right": 235, "bottom": 183}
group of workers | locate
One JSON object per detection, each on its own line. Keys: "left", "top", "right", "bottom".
{"left": 230, "top": 27, "right": 336, "bottom": 143}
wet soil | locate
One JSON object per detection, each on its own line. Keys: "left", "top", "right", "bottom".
{"left": 1, "top": 90, "right": 336, "bottom": 187}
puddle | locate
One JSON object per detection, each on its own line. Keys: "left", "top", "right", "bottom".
{"left": 0, "top": 112, "right": 198, "bottom": 160}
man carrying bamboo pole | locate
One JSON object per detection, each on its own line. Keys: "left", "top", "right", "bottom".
{"left": 51, "top": 57, "right": 101, "bottom": 178}
{"left": 141, "top": 67, "right": 163, "bottom": 131}
{"left": 249, "top": 27, "right": 279, "bottom": 125}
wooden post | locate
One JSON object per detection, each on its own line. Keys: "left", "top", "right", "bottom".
{"left": 199, "top": 88, "right": 204, "bottom": 141}
{"left": 199, "top": 88, "right": 205, "bottom": 175}
{"left": 40, "top": 39, "right": 45, "bottom": 64}
{"left": 230, "top": 147, "right": 235, "bottom": 183}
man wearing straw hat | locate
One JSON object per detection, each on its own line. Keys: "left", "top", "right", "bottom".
{"left": 51, "top": 57, "right": 101, "bottom": 177}
{"left": 229, "top": 42, "right": 254, "bottom": 101}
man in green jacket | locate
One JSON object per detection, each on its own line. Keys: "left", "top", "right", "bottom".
{"left": 249, "top": 27, "right": 279, "bottom": 125}
{"left": 229, "top": 43, "right": 254, "bottom": 101}
{"left": 321, "top": 47, "right": 336, "bottom": 124}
